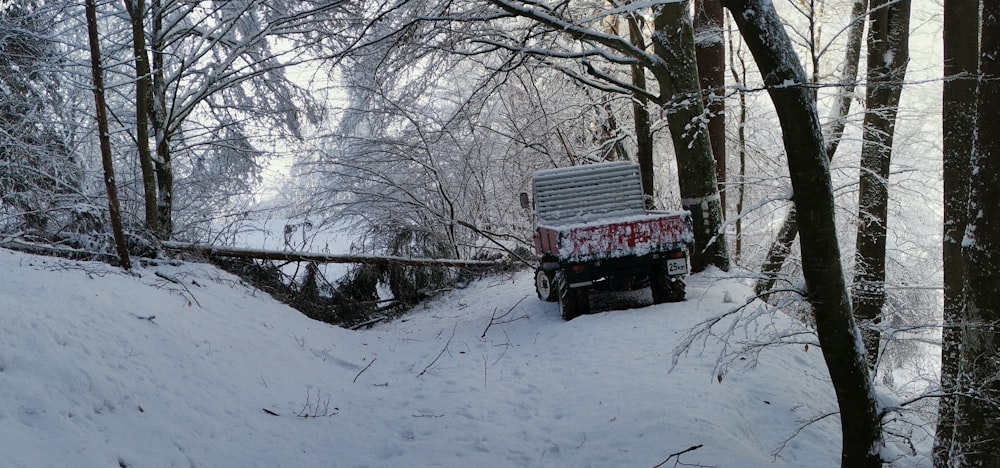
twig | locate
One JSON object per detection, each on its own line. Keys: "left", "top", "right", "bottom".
{"left": 296, "top": 387, "right": 338, "bottom": 418}
{"left": 481, "top": 295, "right": 529, "bottom": 338}
{"left": 418, "top": 323, "right": 457, "bottom": 377}
{"left": 154, "top": 270, "right": 182, "bottom": 284}
{"left": 353, "top": 357, "right": 377, "bottom": 383}
{"left": 454, "top": 219, "right": 534, "bottom": 268}
{"left": 653, "top": 444, "right": 704, "bottom": 468}
{"left": 154, "top": 270, "right": 202, "bottom": 308}
{"left": 262, "top": 408, "right": 279, "bottom": 416}
{"left": 350, "top": 301, "right": 404, "bottom": 330}
{"left": 351, "top": 317, "right": 386, "bottom": 330}
{"left": 772, "top": 411, "right": 838, "bottom": 459}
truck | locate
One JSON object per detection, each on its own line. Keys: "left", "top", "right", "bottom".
{"left": 526, "top": 161, "right": 694, "bottom": 320}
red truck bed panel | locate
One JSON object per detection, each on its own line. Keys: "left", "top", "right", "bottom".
{"left": 536, "top": 211, "right": 693, "bottom": 263}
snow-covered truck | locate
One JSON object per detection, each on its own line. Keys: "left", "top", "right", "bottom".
{"left": 527, "top": 161, "right": 694, "bottom": 320}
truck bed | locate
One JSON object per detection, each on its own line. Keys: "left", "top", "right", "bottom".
{"left": 535, "top": 211, "right": 693, "bottom": 263}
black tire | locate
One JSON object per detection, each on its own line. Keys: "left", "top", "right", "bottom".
{"left": 556, "top": 271, "right": 590, "bottom": 320}
{"left": 535, "top": 269, "right": 557, "bottom": 302}
{"left": 651, "top": 267, "right": 686, "bottom": 304}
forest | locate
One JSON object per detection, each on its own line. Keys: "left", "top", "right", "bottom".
{"left": 0, "top": 1, "right": 997, "bottom": 466}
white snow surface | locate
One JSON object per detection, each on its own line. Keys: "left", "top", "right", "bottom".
{"left": 2, "top": 247, "right": 900, "bottom": 467}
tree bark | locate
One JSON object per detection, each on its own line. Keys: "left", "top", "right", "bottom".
{"left": 149, "top": 0, "right": 173, "bottom": 239}
{"left": 722, "top": 1, "right": 883, "bottom": 466}
{"left": 852, "top": 0, "right": 911, "bottom": 370}
{"left": 695, "top": 0, "right": 727, "bottom": 214}
{"left": 755, "top": 0, "right": 868, "bottom": 296}
{"left": 940, "top": 1, "right": 1000, "bottom": 464}
{"left": 727, "top": 24, "right": 749, "bottom": 262}
{"left": 597, "top": 98, "right": 629, "bottom": 163}
{"left": 124, "top": 0, "right": 159, "bottom": 235}
{"left": 651, "top": 2, "right": 730, "bottom": 272}
{"left": 933, "top": 0, "right": 980, "bottom": 464}
{"left": 85, "top": 0, "right": 131, "bottom": 270}
{"left": 627, "top": 14, "right": 655, "bottom": 209}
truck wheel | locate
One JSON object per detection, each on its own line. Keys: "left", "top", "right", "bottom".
{"left": 651, "top": 269, "right": 686, "bottom": 304}
{"left": 535, "top": 269, "right": 557, "bottom": 302}
{"left": 556, "top": 271, "right": 590, "bottom": 320}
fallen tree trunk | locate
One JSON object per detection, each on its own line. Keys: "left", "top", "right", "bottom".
{"left": 1, "top": 237, "right": 120, "bottom": 264}
{"left": 161, "top": 241, "right": 502, "bottom": 268}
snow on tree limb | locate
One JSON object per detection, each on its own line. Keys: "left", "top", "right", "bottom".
{"left": 161, "top": 241, "right": 500, "bottom": 268}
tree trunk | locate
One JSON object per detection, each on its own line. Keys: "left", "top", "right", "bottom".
{"left": 161, "top": 241, "right": 499, "bottom": 268}
{"left": 124, "top": 0, "right": 159, "bottom": 235}
{"left": 729, "top": 31, "right": 748, "bottom": 262}
{"left": 695, "top": 0, "right": 727, "bottom": 214}
{"left": 755, "top": 0, "right": 868, "bottom": 296}
{"left": 823, "top": 0, "right": 869, "bottom": 161}
{"left": 150, "top": 0, "right": 173, "bottom": 239}
{"left": 933, "top": 0, "right": 979, "bottom": 464}
{"left": 651, "top": 2, "right": 730, "bottom": 272}
{"left": 722, "top": 1, "right": 883, "bottom": 466}
{"left": 597, "top": 97, "right": 629, "bottom": 162}
{"left": 941, "top": 2, "right": 1000, "bottom": 464}
{"left": 852, "top": 0, "right": 911, "bottom": 370}
{"left": 962, "top": 1, "right": 1000, "bottom": 459}
{"left": 85, "top": 0, "right": 131, "bottom": 270}
{"left": 627, "top": 14, "right": 655, "bottom": 209}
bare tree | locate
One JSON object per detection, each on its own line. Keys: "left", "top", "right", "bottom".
{"left": 721, "top": 0, "right": 882, "bottom": 465}
{"left": 0, "top": 1, "right": 83, "bottom": 235}
{"left": 695, "top": 0, "right": 727, "bottom": 213}
{"left": 486, "top": 0, "right": 730, "bottom": 271}
{"left": 852, "top": 0, "right": 911, "bottom": 369}
{"left": 957, "top": 1, "right": 1000, "bottom": 463}
{"left": 131, "top": 1, "right": 339, "bottom": 239}
{"left": 124, "top": 0, "right": 158, "bottom": 234}
{"left": 727, "top": 21, "right": 749, "bottom": 261}
{"left": 300, "top": 32, "right": 559, "bottom": 261}
{"left": 935, "top": 0, "right": 1000, "bottom": 464}
{"left": 755, "top": 0, "right": 869, "bottom": 296}
{"left": 85, "top": 0, "right": 131, "bottom": 270}
{"left": 933, "top": 0, "right": 979, "bottom": 464}
{"left": 623, "top": 10, "right": 654, "bottom": 207}
{"left": 149, "top": 0, "right": 172, "bottom": 238}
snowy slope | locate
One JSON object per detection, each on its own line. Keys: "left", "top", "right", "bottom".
{"left": 0, "top": 247, "right": 858, "bottom": 467}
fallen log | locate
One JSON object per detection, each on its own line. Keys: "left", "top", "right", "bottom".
{"left": 1, "top": 237, "right": 119, "bottom": 264}
{"left": 160, "top": 241, "right": 501, "bottom": 268}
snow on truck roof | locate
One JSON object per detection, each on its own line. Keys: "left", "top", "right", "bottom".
{"left": 531, "top": 161, "right": 648, "bottom": 224}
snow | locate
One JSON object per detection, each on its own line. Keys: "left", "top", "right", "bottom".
{"left": 884, "top": 50, "right": 896, "bottom": 67}
{"left": 0, "top": 247, "right": 930, "bottom": 466}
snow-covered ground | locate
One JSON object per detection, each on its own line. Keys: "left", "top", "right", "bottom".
{"left": 0, "top": 246, "right": 931, "bottom": 467}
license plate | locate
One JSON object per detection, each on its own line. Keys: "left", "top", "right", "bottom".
{"left": 667, "top": 258, "right": 688, "bottom": 275}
